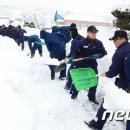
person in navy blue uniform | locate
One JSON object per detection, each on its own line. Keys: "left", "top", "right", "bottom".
{"left": 51, "top": 25, "right": 71, "bottom": 45}
{"left": 17, "top": 26, "right": 27, "bottom": 50}
{"left": 24, "top": 35, "right": 43, "bottom": 58}
{"left": 65, "top": 24, "right": 85, "bottom": 90}
{"left": 87, "top": 30, "right": 130, "bottom": 130}
{"left": 70, "top": 25, "right": 107, "bottom": 104}
{"left": 40, "top": 29, "right": 71, "bottom": 80}
{"left": 124, "top": 47, "right": 130, "bottom": 130}
{"left": 124, "top": 53, "right": 130, "bottom": 92}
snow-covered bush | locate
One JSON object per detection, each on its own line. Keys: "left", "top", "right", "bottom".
{"left": 23, "top": 9, "right": 52, "bottom": 29}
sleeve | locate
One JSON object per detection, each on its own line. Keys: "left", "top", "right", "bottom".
{"left": 98, "top": 42, "right": 107, "bottom": 58}
{"left": 73, "top": 40, "right": 84, "bottom": 58}
{"left": 106, "top": 51, "right": 124, "bottom": 78}
{"left": 124, "top": 54, "right": 130, "bottom": 88}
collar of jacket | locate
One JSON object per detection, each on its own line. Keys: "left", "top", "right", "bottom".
{"left": 117, "top": 41, "right": 129, "bottom": 49}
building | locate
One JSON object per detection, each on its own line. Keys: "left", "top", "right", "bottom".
{"left": 57, "top": 15, "right": 112, "bottom": 28}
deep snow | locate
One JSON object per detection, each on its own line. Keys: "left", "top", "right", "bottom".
{"left": 0, "top": 27, "right": 129, "bottom": 130}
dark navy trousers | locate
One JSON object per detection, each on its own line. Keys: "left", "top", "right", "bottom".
{"left": 31, "top": 44, "right": 42, "bottom": 55}
{"left": 49, "top": 64, "right": 66, "bottom": 80}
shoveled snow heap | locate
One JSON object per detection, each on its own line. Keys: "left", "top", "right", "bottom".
{"left": 0, "top": 27, "right": 129, "bottom": 130}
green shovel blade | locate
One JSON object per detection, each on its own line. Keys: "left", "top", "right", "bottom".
{"left": 70, "top": 68, "right": 98, "bottom": 91}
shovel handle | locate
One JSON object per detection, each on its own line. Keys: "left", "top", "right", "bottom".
{"left": 64, "top": 56, "right": 92, "bottom": 63}
{"left": 72, "top": 57, "right": 92, "bottom": 62}
{"left": 96, "top": 73, "right": 103, "bottom": 77}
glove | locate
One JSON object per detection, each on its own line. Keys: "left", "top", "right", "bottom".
{"left": 91, "top": 54, "right": 100, "bottom": 60}
{"left": 65, "top": 57, "right": 73, "bottom": 64}
{"left": 126, "top": 88, "right": 130, "bottom": 93}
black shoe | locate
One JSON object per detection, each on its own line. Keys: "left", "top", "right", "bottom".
{"left": 31, "top": 54, "right": 34, "bottom": 58}
{"left": 51, "top": 77, "right": 55, "bottom": 80}
{"left": 22, "top": 47, "right": 24, "bottom": 51}
{"left": 89, "top": 99, "right": 99, "bottom": 105}
{"left": 59, "top": 76, "right": 66, "bottom": 80}
{"left": 84, "top": 120, "right": 101, "bottom": 130}
{"left": 71, "top": 94, "right": 77, "bottom": 99}
{"left": 40, "top": 54, "right": 43, "bottom": 57}
{"left": 64, "top": 86, "right": 70, "bottom": 90}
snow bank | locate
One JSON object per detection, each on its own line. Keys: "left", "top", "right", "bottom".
{"left": 0, "top": 26, "right": 128, "bottom": 130}
{"left": 101, "top": 78, "right": 130, "bottom": 111}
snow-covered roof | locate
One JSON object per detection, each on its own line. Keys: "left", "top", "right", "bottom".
{"left": 64, "top": 15, "right": 112, "bottom": 23}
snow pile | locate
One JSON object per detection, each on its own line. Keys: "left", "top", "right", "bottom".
{"left": 101, "top": 78, "right": 130, "bottom": 111}
{"left": 0, "top": 27, "right": 128, "bottom": 130}
{"left": 0, "top": 36, "right": 90, "bottom": 130}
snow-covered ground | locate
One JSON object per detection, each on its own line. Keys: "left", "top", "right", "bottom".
{"left": 0, "top": 27, "right": 129, "bottom": 130}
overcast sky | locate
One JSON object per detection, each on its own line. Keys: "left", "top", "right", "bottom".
{"left": 0, "top": 0, "right": 129, "bottom": 17}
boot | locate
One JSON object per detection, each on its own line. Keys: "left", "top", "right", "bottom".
{"left": 31, "top": 54, "right": 34, "bottom": 58}
{"left": 89, "top": 99, "right": 99, "bottom": 105}
{"left": 40, "top": 53, "right": 43, "bottom": 57}
{"left": 71, "top": 93, "right": 77, "bottom": 99}
{"left": 59, "top": 76, "right": 66, "bottom": 80}
{"left": 85, "top": 120, "right": 101, "bottom": 130}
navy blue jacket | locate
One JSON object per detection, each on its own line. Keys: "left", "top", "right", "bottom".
{"left": 27, "top": 35, "right": 41, "bottom": 43}
{"left": 26, "top": 35, "right": 41, "bottom": 50}
{"left": 74, "top": 38, "right": 107, "bottom": 69}
{"left": 51, "top": 26, "right": 71, "bottom": 44}
{"left": 124, "top": 53, "right": 130, "bottom": 88}
{"left": 106, "top": 42, "right": 130, "bottom": 90}
{"left": 40, "top": 30, "right": 66, "bottom": 60}
{"left": 17, "top": 28, "right": 26, "bottom": 43}
{"left": 67, "top": 34, "right": 84, "bottom": 58}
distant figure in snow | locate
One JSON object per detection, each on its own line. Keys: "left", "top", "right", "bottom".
{"left": 16, "top": 25, "right": 27, "bottom": 50}
{"left": 24, "top": 35, "right": 44, "bottom": 58}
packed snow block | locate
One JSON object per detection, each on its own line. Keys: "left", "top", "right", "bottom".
{"left": 70, "top": 68, "right": 98, "bottom": 91}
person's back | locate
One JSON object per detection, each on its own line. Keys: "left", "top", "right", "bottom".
{"left": 46, "top": 32, "right": 65, "bottom": 46}
{"left": 51, "top": 26, "right": 71, "bottom": 44}
{"left": 40, "top": 29, "right": 66, "bottom": 80}
{"left": 46, "top": 32, "right": 66, "bottom": 60}
{"left": 28, "top": 35, "right": 41, "bottom": 43}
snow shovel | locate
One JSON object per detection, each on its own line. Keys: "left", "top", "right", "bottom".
{"left": 70, "top": 68, "right": 98, "bottom": 91}
{"left": 54, "top": 56, "right": 92, "bottom": 73}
